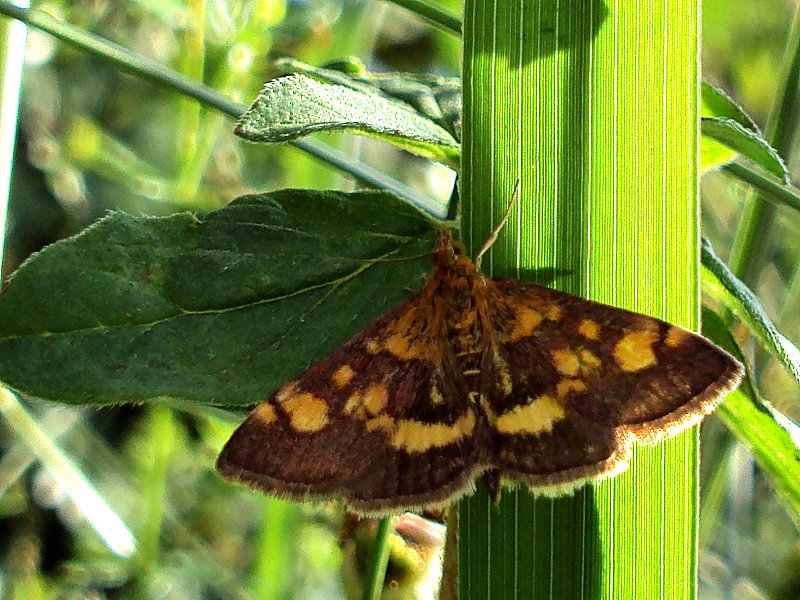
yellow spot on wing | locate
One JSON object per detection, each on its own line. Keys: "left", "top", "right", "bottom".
{"left": 551, "top": 348, "right": 581, "bottom": 376}
{"left": 275, "top": 381, "right": 298, "bottom": 402}
{"left": 430, "top": 386, "right": 445, "bottom": 405}
{"left": 332, "top": 364, "right": 356, "bottom": 388}
{"left": 391, "top": 411, "right": 476, "bottom": 453}
{"left": 282, "top": 392, "right": 329, "bottom": 432}
{"left": 496, "top": 395, "right": 565, "bottom": 435}
{"left": 665, "top": 326, "right": 689, "bottom": 348}
{"left": 252, "top": 401, "right": 277, "bottom": 424}
{"left": 386, "top": 334, "right": 414, "bottom": 358}
{"left": 578, "top": 319, "right": 601, "bottom": 340}
{"left": 546, "top": 304, "right": 563, "bottom": 321}
{"left": 380, "top": 308, "right": 433, "bottom": 359}
{"left": 344, "top": 391, "right": 360, "bottom": 415}
{"left": 344, "top": 384, "right": 389, "bottom": 417}
{"left": 493, "top": 352, "right": 513, "bottom": 395}
{"left": 364, "top": 384, "right": 388, "bottom": 415}
{"left": 508, "top": 306, "right": 544, "bottom": 341}
{"left": 366, "top": 338, "right": 381, "bottom": 354}
{"left": 556, "top": 378, "right": 587, "bottom": 398}
{"left": 580, "top": 349, "right": 601, "bottom": 371}
{"left": 614, "top": 330, "right": 659, "bottom": 372}
{"left": 366, "top": 414, "right": 394, "bottom": 433}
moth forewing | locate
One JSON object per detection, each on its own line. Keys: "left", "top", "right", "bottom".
{"left": 216, "top": 229, "right": 744, "bottom": 515}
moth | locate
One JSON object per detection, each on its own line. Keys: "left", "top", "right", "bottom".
{"left": 216, "top": 222, "right": 744, "bottom": 515}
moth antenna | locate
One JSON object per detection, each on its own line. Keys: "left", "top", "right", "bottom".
{"left": 337, "top": 251, "right": 434, "bottom": 264}
{"left": 475, "top": 179, "right": 520, "bottom": 270}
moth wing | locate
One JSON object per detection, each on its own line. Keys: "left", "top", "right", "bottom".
{"left": 217, "top": 295, "right": 486, "bottom": 515}
{"left": 483, "top": 279, "right": 743, "bottom": 493}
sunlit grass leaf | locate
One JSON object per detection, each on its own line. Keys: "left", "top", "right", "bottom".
{"left": 702, "top": 308, "right": 800, "bottom": 525}
{"left": 701, "top": 237, "right": 800, "bottom": 386}
{"left": 235, "top": 74, "right": 460, "bottom": 167}
{"left": 0, "top": 190, "right": 437, "bottom": 406}
{"left": 0, "top": 388, "right": 137, "bottom": 556}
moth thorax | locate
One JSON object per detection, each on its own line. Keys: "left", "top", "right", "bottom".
{"left": 450, "top": 331, "right": 482, "bottom": 368}
{"left": 446, "top": 305, "right": 484, "bottom": 373}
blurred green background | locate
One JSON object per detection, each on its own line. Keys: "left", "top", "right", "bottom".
{"left": 0, "top": 0, "right": 797, "bottom": 598}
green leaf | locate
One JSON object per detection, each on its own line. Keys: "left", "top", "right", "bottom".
{"left": 701, "top": 82, "right": 758, "bottom": 129}
{"left": 276, "top": 57, "right": 462, "bottom": 138}
{"left": 701, "top": 237, "right": 800, "bottom": 386}
{"left": 702, "top": 308, "right": 800, "bottom": 525}
{"left": 0, "top": 190, "right": 437, "bottom": 406}
{"left": 699, "top": 81, "right": 788, "bottom": 179}
{"left": 700, "top": 81, "right": 763, "bottom": 173}
{"left": 701, "top": 117, "right": 788, "bottom": 180}
{"left": 235, "top": 74, "right": 460, "bottom": 167}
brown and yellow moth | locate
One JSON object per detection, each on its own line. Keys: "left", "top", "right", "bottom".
{"left": 217, "top": 222, "right": 743, "bottom": 515}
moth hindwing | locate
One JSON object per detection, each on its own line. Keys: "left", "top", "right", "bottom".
{"left": 216, "top": 229, "right": 744, "bottom": 515}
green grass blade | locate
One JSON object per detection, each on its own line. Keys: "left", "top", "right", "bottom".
{"left": 362, "top": 518, "right": 393, "bottom": 600}
{"left": 715, "top": 390, "right": 800, "bottom": 526}
{"left": 0, "top": 388, "right": 137, "bottom": 557}
{"left": 729, "top": 2, "right": 800, "bottom": 284}
{"left": 0, "top": 406, "right": 80, "bottom": 498}
{"left": 459, "top": 0, "right": 701, "bottom": 597}
{"left": 249, "top": 498, "right": 299, "bottom": 599}
{"left": 701, "top": 238, "right": 800, "bottom": 386}
{"left": 702, "top": 308, "right": 800, "bottom": 524}
{"left": 133, "top": 406, "right": 177, "bottom": 577}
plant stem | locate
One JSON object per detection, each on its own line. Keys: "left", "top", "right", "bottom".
{"left": 249, "top": 498, "right": 298, "bottom": 600}
{"left": 362, "top": 518, "right": 393, "bottom": 600}
{"left": 174, "top": 0, "right": 207, "bottom": 184}
{"left": 134, "top": 406, "right": 176, "bottom": 578}
{"left": 0, "top": 0, "right": 28, "bottom": 265}
{"left": 723, "top": 162, "right": 800, "bottom": 215}
{"left": 728, "top": 2, "right": 800, "bottom": 285}
{"left": 383, "top": 0, "right": 462, "bottom": 35}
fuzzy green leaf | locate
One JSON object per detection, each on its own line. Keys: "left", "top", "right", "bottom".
{"left": 235, "top": 74, "right": 460, "bottom": 167}
{"left": 0, "top": 190, "right": 437, "bottom": 406}
{"left": 702, "top": 308, "right": 800, "bottom": 524}
{"left": 701, "top": 82, "right": 758, "bottom": 129}
{"left": 701, "top": 238, "right": 800, "bottom": 386}
{"left": 701, "top": 117, "right": 788, "bottom": 180}
{"left": 276, "top": 57, "right": 462, "bottom": 138}
{"left": 700, "top": 81, "right": 774, "bottom": 174}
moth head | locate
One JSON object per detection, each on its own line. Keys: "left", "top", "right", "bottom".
{"left": 434, "top": 229, "right": 479, "bottom": 278}
{"left": 434, "top": 229, "right": 468, "bottom": 261}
